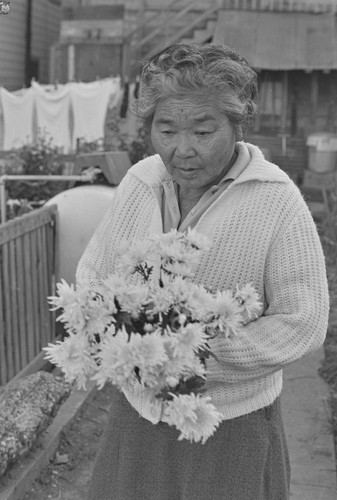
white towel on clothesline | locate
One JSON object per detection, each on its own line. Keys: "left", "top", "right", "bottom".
{"left": 32, "top": 82, "right": 72, "bottom": 153}
{"left": 0, "top": 87, "right": 34, "bottom": 150}
{"left": 30, "top": 81, "right": 66, "bottom": 94}
{"left": 69, "top": 77, "right": 121, "bottom": 149}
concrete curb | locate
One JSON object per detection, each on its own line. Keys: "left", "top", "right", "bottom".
{"left": 0, "top": 381, "right": 97, "bottom": 500}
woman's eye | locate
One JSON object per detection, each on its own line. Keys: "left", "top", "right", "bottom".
{"left": 196, "top": 131, "right": 211, "bottom": 136}
{"left": 161, "top": 130, "right": 174, "bottom": 135}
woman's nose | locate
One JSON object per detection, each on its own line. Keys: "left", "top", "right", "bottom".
{"left": 175, "top": 134, "right": 195, "bottom": 157}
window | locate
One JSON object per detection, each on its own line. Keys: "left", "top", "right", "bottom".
{"left": 258, "top": 72, "right": 284, "bottom": 133}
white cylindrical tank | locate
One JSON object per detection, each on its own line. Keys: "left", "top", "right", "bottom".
{"left": 45, "top": 185, "right": 116, "bottom": 285}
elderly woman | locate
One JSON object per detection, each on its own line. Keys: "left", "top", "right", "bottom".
{"left": 76, "top": 43, "right": 329, "bottom": 500}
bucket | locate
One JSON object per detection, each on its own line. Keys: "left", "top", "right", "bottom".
{"left": 306, "top": 133, "right": 337, "bottom": 173}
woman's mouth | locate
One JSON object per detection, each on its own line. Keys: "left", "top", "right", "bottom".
{"left": 176, "top": 167, "right": 199, "bottom": 173}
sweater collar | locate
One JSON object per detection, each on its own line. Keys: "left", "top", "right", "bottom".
{"left": 232, "top": 142, "right": 291, "bottom": 186}
{"left": 129, "top": 141, "right": 291, "bottom": 188}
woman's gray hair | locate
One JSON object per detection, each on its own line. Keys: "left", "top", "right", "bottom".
{"left": 133, "top": 42, "right": 258, "bottom": 139}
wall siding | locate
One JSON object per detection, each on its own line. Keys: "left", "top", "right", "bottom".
{"left": 0, "top": 0, "right": 26, "bottom": 90}
{"left": 0, "top": 0, "right": 61, "bottom": 90}
{"left": 31, "top": 0, "right": 62, "bottom": 84}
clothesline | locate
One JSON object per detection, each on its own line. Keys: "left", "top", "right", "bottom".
{"left": 0, "top": 77, "right": 140, "bottom": 153}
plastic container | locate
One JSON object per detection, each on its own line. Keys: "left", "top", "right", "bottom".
{"left": 306, "top": 133, "right": 337, "bottom": 173}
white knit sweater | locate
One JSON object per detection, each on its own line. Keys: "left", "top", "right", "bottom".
{"left": 76, "top": 142, "right": 329, "bottom": 422}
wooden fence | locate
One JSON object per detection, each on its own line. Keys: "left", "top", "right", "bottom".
{"left": 0, "top": 205, "right": 58, "bottom": 386}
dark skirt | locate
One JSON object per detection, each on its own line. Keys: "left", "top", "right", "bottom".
{"left": 87, "top": 387, "right": 290, "bottom": 500}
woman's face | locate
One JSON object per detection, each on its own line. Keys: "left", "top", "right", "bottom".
{"left": 151, "top": 95, "right": 237, "bottom": 193}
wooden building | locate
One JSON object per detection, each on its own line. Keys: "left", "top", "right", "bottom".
{"left": 51, "top": 3, "right": 125, "bottom": 83}
{"left": 0, "top": 0, "right": 62, "bottom": 90}
{"left": 212, "top": 5, "right": 337, "bottom": 182}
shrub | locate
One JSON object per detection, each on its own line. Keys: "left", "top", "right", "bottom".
{"left": 4, "top": 134, "right": 66, "bottom": 202}
{"left": 104, "top": 116, "right": 153, "bottom": 165}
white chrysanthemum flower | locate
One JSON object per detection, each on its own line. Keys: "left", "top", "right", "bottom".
{"left": 54, "top": 302, "right": 86, "bottom": 332}
{"left": 93, "top": 326, "right": 136, "bottom": 389}
{"left": 148, "top": 285, "right": 174, "bottom": 314}
{"left": 151, "top": 229, "right": 181, "bottom": 247}
{"left": 169, "top": 323, "right": 208, "bottom": 356}
{"left": 48, "top": 279, "right": 113, "bottom": 336}
{"left": 98, "top": 323, "right": 116, "bottom": 343}
{"left": 163, "top": 275, "right": 194, "bottom": 305}
{"left": 162, "top": 337, "right": 206, "bottom": 380}
{"left": 130, "top": 331, "right": 168, "bottom": 387}
{"left": 43, "top": 333, "right": 96, "bottom": 389}
{"left": 103, "top": 273, "right": 131, "bottom": 295}
{"left": 158, "top": 239, "right": 186, "bottom": 261}
{"left": 185, "top": 284, "right": 214, "bottom": 322}
{"left": 79, "top": 293, "right": 114, "bottom": 333}
{"left": 163, "top": 394, "right": 223, "bottom": 444}
{"left": 104, "top": 274, "right": 150, "bottom": 314}
{"left": 168, "top": 354, "right": 206, "bottom": 381}
{"left": 151, "top": 230, "right": 203, "bottom": 277}
{"left": 115, "top": 239, "right": 157, "bottom": 277}
{"left": 162, "top": 260, "right": 195, "bottom": 277}
{"left": 185, "top": 228, "right": 211, "bottom": 252}
{"left": 117, "top": 283, "right": 150, "bottom": 314}
{"left": 84, "top": 300, "right": 114, "bottom": 337}
{"left": 48, "top": 279, "right": 79, "bottom": 310}
{"left": 184, "top": 355, "right": 207, "bottom": 379}
{"left": 235, "top": 283, "right": 262, "bottom": 319}
{"left": 208, "top": 289, "right": 243, "bottom": 337}
{"left": 94, "top": 327, "right": 168, "bottom": 390}
{"left": 57, "top": 292, "right": 112, "bottom": 337}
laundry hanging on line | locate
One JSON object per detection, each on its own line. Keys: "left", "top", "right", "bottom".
{"left": 32, "top": 81, "right": 72, "bottom": 152}
{"left": 0, "top": 87, "right": 35, "bottom": 150}
{"left": 0, "top": 76, "right": 125, "bottom": 153}
{"left": 70, "top": 78, "right": 122, "bottom": 150}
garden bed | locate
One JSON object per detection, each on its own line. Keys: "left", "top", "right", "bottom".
{"left": 0, "top": 371, "right": 71, "bottom": 481}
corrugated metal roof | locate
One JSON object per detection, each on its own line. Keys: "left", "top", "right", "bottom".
{"left": 213, "top": 10, "right": 337, "bottom": 70}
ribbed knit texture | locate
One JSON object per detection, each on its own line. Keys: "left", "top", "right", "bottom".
{"left": 76, "top": 141, "right": 329, "bottom": 421}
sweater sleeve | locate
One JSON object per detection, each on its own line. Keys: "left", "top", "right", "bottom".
{"left": 75, "top": 169, "right": 162, "bottom": 290}
{"left": 75, "top": 176, "right": 128, "bottom": 290}
{"left": 205, "top": 205, "right": 330, "bottom": 385}
{"left": 75, "top": 171, "right": 157, "bottom": 288}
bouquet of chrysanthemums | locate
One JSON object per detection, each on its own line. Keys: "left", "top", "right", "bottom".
{"left": 43, "top": 229, "right": 261, "bottom": 444}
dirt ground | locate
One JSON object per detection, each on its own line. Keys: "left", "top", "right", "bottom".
{"left": 21, "top": 384, "right": 114, "bottom": 500}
